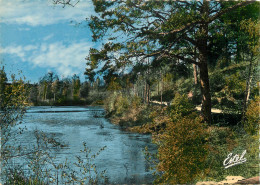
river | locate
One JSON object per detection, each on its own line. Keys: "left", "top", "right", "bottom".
{"left": 6, "top": 106, "right": 157, "bottom": 184}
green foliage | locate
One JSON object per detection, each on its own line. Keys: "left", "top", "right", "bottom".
{"left": 114, "top": 93, "right": 130, "bottom": 116}
{"left": 240, "top": 18, "right": 260, "bottom": 55}
{"left": 225, "top": 72, "right": 246, "bottom": 97}
{"left": 87, "top": 0, "right": 257, "bottom": 124}
{"left": 153, "top": 113, "right": 208, "bottom": 184}
{"left": 0, "top": 66, "right": 7, "bottom": 100}
{"left": 5, "top": 168, "right": 45, "bottom": 185}
{"left": 152, "top": 89, "right": 175, "bottom": 102}
{"left": 104, "top": 91, "right": 154, "bottom": 128}
{"left": 72, "top": 74, "right": 81, "bottom": 99}
{"left": 86, "top": 88, "right": 107, "bottom": 106}
{"left": 104, "top": 92, "right": 117, "bottom": 114}
{"left": 107, "top": 77, "right": 122, "bottom": 91}
{"left": 80, "top": 82, "right": 90, "bottom": 98}
{"left": 243, "top": 96, "right": 260, "bottom": 135}
{"left": 0, "top": 69, "right": 29, "bottom": 163}
{"left": 104, "top": 92, "right": 133, "bottom": 117}
{"left": 203, "top": 127, "right": 259, "bottom": 181}
{"left": 131, "top": 95, "right": 142, "bottom": 109}
{"left": 29, "top": 71, "right": 107, "bottom": 106}
{"left": 210, "top": 70, "right": 246, "bottom": 112}
{"left": 147, "top": 93, "right": 209, "bottom": 184}
{"left": 169, "top": 93, "right": 195, "bottom": 120}
{"left": 210, "top": 72, "right": 226, "bottom": 94}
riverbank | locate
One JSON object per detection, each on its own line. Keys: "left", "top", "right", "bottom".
{"left": 28, "top": 98, "right": 104, "bottom": 107}
{"left": 103, "top": 93, "right": 259, "bottom": 184}
{"left": 106, "top": 103, "right": 168, "bottom": 134}
{"left": 30, "top": 100, "right": 100, "bottom": 106}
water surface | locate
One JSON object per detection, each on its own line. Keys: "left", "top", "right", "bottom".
{"left": 10, "top": 106, "right": 156, "bottom": 184}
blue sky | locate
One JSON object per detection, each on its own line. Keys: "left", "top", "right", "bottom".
{"left": 0, "top": 0, "right": 100, "bottom": 83}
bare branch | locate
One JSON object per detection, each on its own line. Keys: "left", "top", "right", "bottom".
{"left": 53, "top": 0, "right": 80, "bottom": 7}
{"left": 167, "top": 53, "right": 199, "bottom": 65}
{"left": 150, "top": 9, "right": 167, "bottom": 21}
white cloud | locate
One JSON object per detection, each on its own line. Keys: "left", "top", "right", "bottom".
{"left": 24, "top": 45, "right": 38, "bottom": 51}
{"left": 18, "top": 27, "right": 31, "bottom": 31}
{"left": 43, "top": 34, "right": 54, "bottom": 41}
{"left": 0, "top": 41, "right": 93, "bottom": 77}
{"left": 0, "top": 0, "right": 94, "bottom": 26}
{"left": 0, "top": 45, "right": 26, "bottom": 60}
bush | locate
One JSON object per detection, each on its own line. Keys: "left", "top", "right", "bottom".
{"left": 104, "top": 92, "right": 117, "bottom": 113}
{"left": 105, "top": 92, "right": 142, "bottom": 117}
{"left": 203, "top": 127, "right": 259, "bottom": 182}
{"left": 87, "top": 89, "right": 107, "bottom": 105}
{"left": 131, "top": 95, "right": 142, "bottom": 109}
{"left": 210, "top": 72, "right": 226, "bottom": 93}
{"left": 153, "top": 113, "right": 208, "bottom": 184}
{"left": 168, "top": 93, "right": 195, "bottom": 120}
{"left": 104, "top": 92, "right": 130, "bottom": 116}
{"left": 243, "top": 96, "right": 260, "bottom": 135}
{"left": 114, "top": 93, "right": 130, "bottom": 116}
{"left": 152, "top": 94, "right": 208, "bottom": 184}
{"left": 5, "top": 168, "right": 45, "bottom": 185}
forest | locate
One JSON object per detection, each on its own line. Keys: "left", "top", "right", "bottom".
{"left": 1, "top": 0, "right": 259, "bottom": 184}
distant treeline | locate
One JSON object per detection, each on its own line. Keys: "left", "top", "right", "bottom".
{"left": 27, "top": 72, "right": 106, "bottom": 106}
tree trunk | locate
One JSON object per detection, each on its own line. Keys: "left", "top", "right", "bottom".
{"left": 198, "top": 62, "right": 211, "bottom": 123}
{"left": 193, "top": 64, "right": 198, "bottom": 85}
{"left": 160, "top": 70, "right": 163, "bottom": 105}
{"left": 161, "top": 88, "right": 163, "bottom": 105}
{"left": 193, "top": 47, "right": 198, "bottom": 84}
{"left": 144, "top": 81, "right": 147, "bottom": 103}
{"left": 149, "top": 83, "right": 151, "bottom": 102}
{"left": 198, "top": 0, "right": 211, "bottom": 123}
{"left": 133, "top": 84, "right": 136, "bottom": 96}
{"left": 147, "top": 83, "right": 150, "bottom": 104}
{"left": 242, "top": 55, "right": 254, "bottom": 122}
{"left": 158, "top": 80, "right": 160, "bottom": 96}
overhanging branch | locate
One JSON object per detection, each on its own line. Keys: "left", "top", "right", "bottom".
{"left": 159, "top": 1, "right": 255, "bottom": 37}
{"left": 208, "top": 1, "right": 255, "bottom": 24}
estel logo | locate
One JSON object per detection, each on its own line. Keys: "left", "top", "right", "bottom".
{"left": 223, "top": 150, "right": 247, "bottom": 169}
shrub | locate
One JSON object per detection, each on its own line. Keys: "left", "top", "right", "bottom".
{"left": 153, "top": 113, "right": 208, "bottom": 184}
{"left": 152, "top": 94, "right": 208, "bottom": 184}
{"left": 203, "top": 127, "right": 259, "bottom": 182}
{"left": 5, "top": 168, "right": 45, "bottom": 185}
{"left": 104, "top": 92, "right": 117, "bottom": 113}
{"left": 243, "top": 96, "right": 260, "bottom": 135}
{"left": 87, "top": 89, "right": 107, "bottom": 105}
{"left": 104, "top": 92, "right": 130, "bottom": 116}
{"left": 168, "top": 93, "right": 195, "bottom": 120}
{"left": 131, "top": 95, "right": 142, "bottom": 110}
{"left": 114, "top": 93, "right": 130, "bottom": 116}
{"left": 0, "top": 74, "right": 28, "bottom": 164}
{"left": 210, "top": 72, "right": 226, "bottom": 93}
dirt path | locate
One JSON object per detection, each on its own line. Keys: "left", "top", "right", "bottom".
{"left": 196, "top": 176, "right": 260, "bottom": 185}
{"left": 150, "top": 100, "right": 222, "bottom": 113}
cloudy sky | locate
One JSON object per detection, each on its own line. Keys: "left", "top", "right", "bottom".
{"left": 0, "top": 0, "right": 100, "bottom": 83}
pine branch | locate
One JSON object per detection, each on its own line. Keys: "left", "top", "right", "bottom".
{"left": 208, "top": 1, "right": 255, "bottom": 24}
{"left": 160, "top": 1, "right": 255, "bottom": 37}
